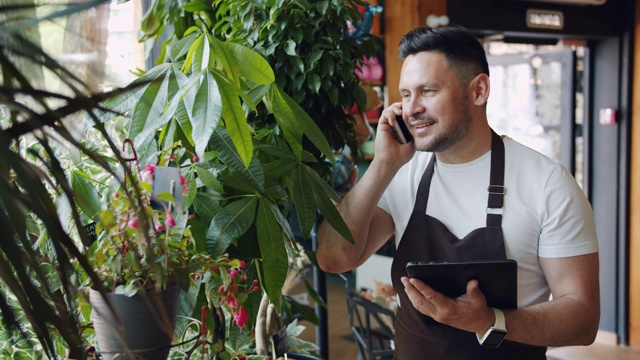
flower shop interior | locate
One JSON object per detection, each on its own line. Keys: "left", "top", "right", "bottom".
{"left": 3, "top": 0, "right": 640, "bottom": 359}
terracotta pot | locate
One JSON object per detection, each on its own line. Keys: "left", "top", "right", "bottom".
{"left": 89, "top": 286, "right": 180, "bottom": 360}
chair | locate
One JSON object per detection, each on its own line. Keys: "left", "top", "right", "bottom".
{"left": 345, "top": 288, "right": 396, "bottom": 360}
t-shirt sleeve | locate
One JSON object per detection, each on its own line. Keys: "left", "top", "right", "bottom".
{"left": 538, "top": 165, "right": 599, "bottom": 258}
{"left": 378, "top": 189, "right": 390, "bottom": 214}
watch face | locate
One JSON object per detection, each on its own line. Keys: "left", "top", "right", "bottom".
{"left": 483, "top": 329, "right": 507, "bottom": 348}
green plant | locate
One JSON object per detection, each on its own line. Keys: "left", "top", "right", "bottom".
{"left": 1, "top": 0, "right": 369, "bottom": 358}
{"left": 0, "top": 1, "right": 148, "bottom": 358}
{"left": 208, "top": 0, "right": 383, "bottom": 156}
{"left": 102, "top": 0, "right": 380, "bottom": 357}
{"left": 91, "top": 26, "right": 352, "bottom": 305}
{"left": 88, "top": 144, "right": 201, "bottom": 295}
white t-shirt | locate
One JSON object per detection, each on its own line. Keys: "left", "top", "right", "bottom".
{"left": 378, "top": 136, "right": 599, "bottom": 307}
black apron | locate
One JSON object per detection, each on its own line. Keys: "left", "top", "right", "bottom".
{"left": 390, "top": 130, "right": 547, "bottom": 359}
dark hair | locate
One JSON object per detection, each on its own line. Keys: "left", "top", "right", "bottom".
{"left": 398, "top": 25, "right": 489, "bottom": 82}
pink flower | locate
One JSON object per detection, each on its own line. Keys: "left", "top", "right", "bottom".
{"left": 232, "top": 305, "right": 248, "bottom": 329}
{"left": 145, "top": 163, "right": 156, "bottom": 174}
{"left": 225, "top": 295, "right": 238, "bottom": 309}
{"left": 218, "top": 285, "right": 225, "bottom": 293}
{"left": 127, "top": 218, "right": 138, "bottom": 229}
{"left": 139, "top": 169, "right": 153, "bottom": 184}
{"left": 164, "top": 213, "right": 176, "bottom": 229}
{"left": 180, "top": 175, "right": 185, "bottom": 186}
{"left": 193, "top": 156, "right": 199, "bottom": 163}
{"left": 239, "top": 260, "right": 246, "bottom": 269}
{"left": 253, "top": 286, "right": 259, "bottom": 292}
{"left": 155, "top": 223, "right": 164, "bottom": 232}
{"left": 229, "top": 269, "right": 238, "bottom": 279}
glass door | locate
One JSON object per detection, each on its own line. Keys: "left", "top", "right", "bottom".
{"left": 486, "top": 49, "right": 582, "bottom": 187}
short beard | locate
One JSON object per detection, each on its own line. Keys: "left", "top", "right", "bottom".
{"left": 419, "top": 92, "right": 472, "bottom": 153}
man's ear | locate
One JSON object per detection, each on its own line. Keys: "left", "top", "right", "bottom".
{"left": 469, "top": 73, "right": 490, "bottom": 106}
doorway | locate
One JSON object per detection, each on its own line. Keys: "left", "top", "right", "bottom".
{"left": 485, "top": 45, "right": 584, "bottom": 187}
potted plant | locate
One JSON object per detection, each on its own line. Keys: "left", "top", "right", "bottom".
{"left": 83, "top": 141, "right": 264, "bottom": 359}
{"left": 0, "top": 0, "right": 372, "bottom": 358}
{"left": 87, "top": 0, "right": 381, "bottom": 358}
{"left": 0, "top": 2, "right": 154, "bottom": 358}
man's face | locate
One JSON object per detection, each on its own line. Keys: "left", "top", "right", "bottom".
{"left": 398, "top": 52, "right": 473, "bottom": 153}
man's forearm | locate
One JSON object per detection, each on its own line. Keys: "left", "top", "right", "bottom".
{"left": 504, "top": 296, "right": 599, "bottom": 347}
{"left": 317, "top": 159, "right": 397, "bottom": 273}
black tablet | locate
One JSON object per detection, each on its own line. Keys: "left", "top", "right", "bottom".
{"left": 406, "top": 260, "right": 518, "bottom": 309}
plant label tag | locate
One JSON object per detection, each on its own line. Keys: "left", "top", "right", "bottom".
{"left": 83, "top": 222, "right": 98, "bottom": 245}
{"left": 151, "top": 166, "right": 183, "bottom": 215}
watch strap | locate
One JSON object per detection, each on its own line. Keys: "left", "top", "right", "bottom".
{"left": 492, "top": 307, "right": 506, "bottom": 330}
{"left": 476, "top": 308, "right": 507, "bottom": 345}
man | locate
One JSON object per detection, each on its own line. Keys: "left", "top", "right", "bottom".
{"left": 317, "top": 25, "right": 599, "bottom": 359}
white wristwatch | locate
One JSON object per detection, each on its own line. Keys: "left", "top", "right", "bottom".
{"left": 476, "top": 307, "right": 508, "bottom": 348}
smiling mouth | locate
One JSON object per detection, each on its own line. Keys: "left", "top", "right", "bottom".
{"left": 411, "top": 120, "right": 436, "bottom": 130}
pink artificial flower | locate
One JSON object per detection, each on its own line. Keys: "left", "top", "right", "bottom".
{"left": 139, "top": 169, "right": 153, "bottom": 184}
{"left": 127, "top": 218, "right": 138, "bottom": 229}
{"left": 164, "top": 213, "right": 176, "bottom": 229}
{"left": 225, "top": 295, "right": 238, "bottom": 309}
{"left": 232, "top": 305, "right": 248, "bottom": 329}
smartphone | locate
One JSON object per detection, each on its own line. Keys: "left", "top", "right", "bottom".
{"left": 393, "top": 114, "right": 413, "bottom": 144}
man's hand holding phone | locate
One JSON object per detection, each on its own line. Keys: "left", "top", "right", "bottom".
{"left": 372, "top": 106, "right": 416, "bottom": 171}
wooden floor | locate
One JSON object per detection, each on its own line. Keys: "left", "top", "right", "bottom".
{"left": 290, "top": 278, "right": 640, "bottom": 360}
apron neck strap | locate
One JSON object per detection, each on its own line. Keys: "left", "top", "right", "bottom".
{"left": 486, "top": 129, "right": 505, "bottom": 227}
{"left": 413, "top": 129, "right": 506, "bottom": 228}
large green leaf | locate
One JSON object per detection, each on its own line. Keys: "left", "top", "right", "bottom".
{"left": 208, "top": 34, "right": 236, "bottom": 83}
{"left": 128, "top": 68, "right": 170, "bottom": 140}
{"left": 305, "top": 165, "right": 353, "bottom": 244}
{"left": 262, "top": 158, "right": 298, "bottom": 179}
{"left": 70, "top": 170, "right": 101, "bottom": 219}
{"left": 267, "top": 86, "right": 303, "bottom": 159}
{"left": 169, "top": 32, "right": 198, "bottom": 62}
{"left": 194, "top": 164, "right": 223, "bottom": 193}
{"left": 183, "top": 33, "right": 202, "bottom": 74}
{"left": 206, "top": 196, "right": 257, "bottom": 257}
{"left": 223, "top": 41, "right": 275, "bottom": 85}
{"left": 291, "top": 166, "right": 315, "bottom": 239}
{"left": 273, "top": 86, "right": 335, "bottom": 162}
{"left": 192, "top": 30, "right": 211, "bottom": 73}
{"left": 256, "top": 199, "right": 287, "bottom": 309}
{"left": 210, "top": 128, "right": 264, "bottom": 190}
{"left": 191, "top": 71, "right": 222, "bottom": 160}
{"left": 133, "top": 69, "right": 202, "bottom": 149}
{"left": 211, "top": 71, "right": 252, "bottom": 166}
{"left": 91, "top": 64, "right": 170, "bottom": 123}
{"left": 193, "top": 192, "right": 222, "bottom": 227}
